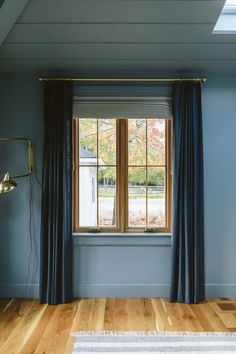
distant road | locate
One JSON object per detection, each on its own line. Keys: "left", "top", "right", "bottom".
{"left": 99, "top": 197, "right": 165, "bottom": 215}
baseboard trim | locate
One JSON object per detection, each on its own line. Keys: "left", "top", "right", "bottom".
{"left": 1, "top": 283, "right": 236, "bottom": 299}
{"left": 205, "top": 284, "right": 236, "bottom": 298}
{"left": 0, "top": 284, "right": 39, "bottom": 298}
{"left": 74, "top": 284, "right": 236, "bottom": 298}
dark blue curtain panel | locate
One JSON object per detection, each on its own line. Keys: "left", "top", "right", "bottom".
{"left": 40, "top": 81, "right": 73, "bottom": 304}
{"left": 170, "top": 81, "right": 205, "bottom": 304}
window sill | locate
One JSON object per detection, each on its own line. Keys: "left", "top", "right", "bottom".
{"left": 73, "top": 232, "right": 171, "bottom": 247}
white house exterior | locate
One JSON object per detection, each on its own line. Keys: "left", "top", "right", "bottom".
{"left": 79, "top": 148, "right": 97, "bottom": 226}
{"left": 79, "top": 148, "right": 105, "bottom": 227}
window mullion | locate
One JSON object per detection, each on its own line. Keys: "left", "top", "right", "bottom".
{"left": 166, "top": 119, "right": 172, "bottom": 231}
{"left": 146, "top": 119, "right": 148, "bottom": 230}
{"left": 96, "top": 119, "right": 99, "bottom": 228}
{"left": 118, "top": 119, "right": 128, "bottom": 232}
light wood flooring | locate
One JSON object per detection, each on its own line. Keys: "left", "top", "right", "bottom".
{"left": 1, "top": 298, "right": 236, "bottom": 353}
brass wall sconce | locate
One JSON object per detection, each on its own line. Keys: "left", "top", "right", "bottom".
{"left": 0, "top": 138, "right": 34, "bottom": 194}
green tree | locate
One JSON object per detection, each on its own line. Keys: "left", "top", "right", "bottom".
{"left": 79, "top": 118, "right": 165, "bottom": 186}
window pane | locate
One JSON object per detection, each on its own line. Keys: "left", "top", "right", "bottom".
{"left": 128, "top": 167, "right": 146, "bottom": 227}
{"left": 128, "top": 119, "right": 146, "bottom": 165}
{"left": 147, "top": 119, "right": 166, "bottom": 165}
{"left": 79, "top": 119, "right": 98, "bottom": 164}
{"left": 79, "top": 166, "right": 97, "bottom": 227}
{"left": 98, "top": 167, "right": 116, "bottom": 227}
{"left": 147, "top": 167, "right": 165, "bottom": 227}
{"left": 98, "top": 119, "right": 116, "bottom": 165}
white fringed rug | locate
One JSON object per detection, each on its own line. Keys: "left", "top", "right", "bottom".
{"left": 72, "top": 331, "right": 236, "bottom": 353}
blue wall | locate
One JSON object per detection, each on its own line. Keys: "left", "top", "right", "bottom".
{"left": 0, "top": 74, "right": 235, "bottom": 298}
{"left": 0, "top": 74, "right": 43, "bottom": 297}
{"left": 202, "top": 76, "right": 236, "bottom": 296}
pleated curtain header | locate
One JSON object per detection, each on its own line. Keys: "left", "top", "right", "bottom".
{"left": 73, "top": 96, "right": 172, "bottom": 119}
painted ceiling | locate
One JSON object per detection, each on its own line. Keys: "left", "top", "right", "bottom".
{"left": 1, "top": 0, "right": 236, "bottom": 75}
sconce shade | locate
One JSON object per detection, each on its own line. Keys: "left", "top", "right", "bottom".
{"left": 0, "top": 137, "right": 34, "bottom": 194}
{"left": 0, "top": 172, "right": 17, "bottom": 194}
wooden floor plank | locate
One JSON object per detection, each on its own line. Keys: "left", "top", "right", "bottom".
{"left": 0, "top": 299, "right": 20, "bottom": 329}
{"left": 0, "top": 299, "right": 12, "bottom": 314}
{"left": 0, "top": 301, "right": 46, "bottom": 353}
{"left": 34, "top": 301, "right": 78, "bottom": 354}
{"left": 161, "top": 299, "right": 184, "bottom": 331}
{"left": 198, "top": 301, "right": 228, "bottom": 332}
{"left": 219, "top": 313, "right": 236, "bottom": 329}
{"left": 0, "top": 297, "right": 235, "bottom": 353}
{"left": 169, "top": 303, "right": 190, "bottom": 331}
{"left": 72, "top": 298, "right": 94, "bottom": 331}
{"left": 0, "top": 299, "right": 35, "bottom": 351}
{"left": 113, "top": 298, "right": 129, "bottom": 331}
{"left": 151, "top": 298, "right": 170, "bottom": 331}
{"left": 19, "top": 304, "right": 56, "bottom": 354}
{"left": 87, "top": 298, "right": 106, "bottom": 331}
{"left": 64, "top": 299, "right": 81, "bottom": 354}
{"left": 103, "top": 298, "right": 116, "bottom": 331}
{"left": 143, "top": 298, "right": 156, "bottom": 331}
{"left": 190, "top": 304, "right": 214, "bottom": 332}
{"left": 127, "top": 298, "right": 147, "bottom": 331}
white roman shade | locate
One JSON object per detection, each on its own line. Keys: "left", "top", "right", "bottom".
{"left": 73, "top": 96, "right": 172, "bottom": 119}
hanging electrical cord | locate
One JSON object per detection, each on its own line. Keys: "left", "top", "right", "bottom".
{"left": 22, "top": 172, "right": 39, "bottom": 301}
{"left": 22, "top": 174, "right": 33, "bottom": 300}
{"left": 30, "top": 173, "right": 39, "bottom": 297}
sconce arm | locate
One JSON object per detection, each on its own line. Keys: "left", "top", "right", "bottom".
{"left": 0, "top": 137, "right": 34, "bottom": 179}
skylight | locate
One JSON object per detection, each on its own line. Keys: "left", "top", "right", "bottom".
{"left": 222, "top": 0, "right": 236, "bottom": 13}
{"left": 213, "top": 0, "right": 236, "bottom": 33}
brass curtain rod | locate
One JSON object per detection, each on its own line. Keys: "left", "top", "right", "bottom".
{"left": 38, "top": 77, "right": 207, "bottom": 83}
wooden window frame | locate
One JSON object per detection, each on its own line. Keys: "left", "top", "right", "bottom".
{"left": 73, "top": 118, "right": 172, "bottom": 233}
